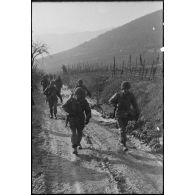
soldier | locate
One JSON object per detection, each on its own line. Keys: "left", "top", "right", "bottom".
{"left": 44, "top": 81, "right": 63, "bottom": 119}
{"left": 74, "top": 79, "right": 92, "bottom": 98}
{"left": 62, "top": 87, "right": 91, "bottom": 155}
{"left": 40, "top": 75, "right": 49, "bottom": 92}
{"left": 109, "top": 81, "right": 139, "bottom": 151}
{"left": 54, "top": 75, "right": 63, "bottom": 94}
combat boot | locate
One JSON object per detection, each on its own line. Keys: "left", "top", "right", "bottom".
{"left": 78, "top": 144, "right": 82, "bottom": 150}
{"left": 119, "top": 142, "right": 128, "bottom": 152}
{"left": 123, "top": 146, "right": 128, "bottom": 152}
{"left": 73, "top": 148, "right": 78, "bottom": 155}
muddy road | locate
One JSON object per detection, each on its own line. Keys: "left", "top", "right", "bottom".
{"left": 32, "top": 85, "right": 163, "bottom": 194}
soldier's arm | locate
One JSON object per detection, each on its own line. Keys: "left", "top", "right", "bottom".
{"left": 62, "top": 98, "right": 73, "bottom": 114}
{"left": 56, "top": 88, "right": 63, "bottom": 102}
{"left": 84, "top": 100, "right": 91, "bottom": 120}
{"left": 43, "top": 87, "right": 49, "bottom": 95}
{"left": 109, "top": 93, "right": 119, "bottom": 106}
{"left": 130, "top": 93, "right": 139, "bottom": 115}
{"left": 86, "top": 89, "right": 92, "bottom": 98}
{"left": 82, "top": 85, "right": 91, "bottom": 97}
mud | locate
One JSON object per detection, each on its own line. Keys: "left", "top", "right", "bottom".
{"left": 32, "top": 85, "right": 163, "bottom": 194}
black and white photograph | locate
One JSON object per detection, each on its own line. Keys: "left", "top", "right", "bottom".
{"left": 32, "top": 1, "right": 163, "bottom": 194}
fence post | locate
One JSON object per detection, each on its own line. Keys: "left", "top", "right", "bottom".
{"left": 129, "top": 54, "right": 132, "bottom": 75}
{"left": 112, "top": 56, "right": 116, "bottom": 77}
{"left": 121, "top": 60, "right": 124, "bottom": 76}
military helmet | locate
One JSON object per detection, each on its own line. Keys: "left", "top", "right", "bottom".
{"left": 50, "top": 80, "right": 55, "bottom": 86}
{"left": 121, "top": 81, "right": 131, "bottom": 90}
{"left": 74, "top": 87, "right": 85, "bottom": 97}
{"left": 77, "top": 79, "right": 83, "bottom": 85}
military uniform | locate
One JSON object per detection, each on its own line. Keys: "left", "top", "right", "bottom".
{"left": 54, "top": 76, "right": 63, "bottom": 94}
{"left": 109, "top": 81, "right": 139, "bottom": 149}
{"left": 75, "top": 83, "right": 91, "bottom": 98}
{"left": 41, "top": 76, "right": 49, "bottom": 92}
{"left": 62, "top": 87, "right": 91, "bottom": 154}
{"left": 74, "top": 79, "right": 91, "bottom": 98}
{"left": 44, "top": 83, "right": 63, "bottom": 118}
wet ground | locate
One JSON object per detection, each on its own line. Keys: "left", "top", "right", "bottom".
{"left": 32, "top": 85, "right": 163, "bottom": 194}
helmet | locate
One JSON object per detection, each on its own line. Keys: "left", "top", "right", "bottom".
{"left": 77, "top": 79, "right": 83, "bottom": 85}
{"left": 50, "top": 80, "right": 55, "bottom": 86}
{"left": 121, "top": 81, "right": 131, "bottom": 90}
{"left": 74, "top": 87, "right": 85, "bottom": 98}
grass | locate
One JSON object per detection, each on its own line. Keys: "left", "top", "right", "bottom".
{"left": 63, "top": 71, "right": 163, "bottom": 153}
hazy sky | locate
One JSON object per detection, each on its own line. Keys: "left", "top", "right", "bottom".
{"left": 32, "top": 2, "right": 162, "bottom": 35}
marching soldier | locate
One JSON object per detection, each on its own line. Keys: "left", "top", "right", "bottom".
{"left": 62, "top": 87, "right": 91, "bottom": 155}
{"left": 74, "top": 79, "right": 92, "bottom": 98}
{"left": 54, "top": 75, "right": 63, "bottom": 94}
{"left": 44, "top": 81, "right": 63, "bottom": 119}
{"left": 109, "top": 81, "right": 140, "bottom": 151}
{"left": 40, "top": 75, "right": 50, "bottom": 92}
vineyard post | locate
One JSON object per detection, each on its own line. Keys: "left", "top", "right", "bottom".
{"left": 121, "top": 60, "right": 124, "bottom": 76}
{"left": 112, "top": 56, "right": 116, "bottom": 77}
{"left": 129, "top": 54, "right": 132, "bottom": 75}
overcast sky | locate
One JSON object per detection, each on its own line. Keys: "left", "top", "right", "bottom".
{"left": 32, "top": 2, "right": 163, "bottom": 35}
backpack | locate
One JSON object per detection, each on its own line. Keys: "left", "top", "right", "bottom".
{"left": 116, "top": 92, "right": 137, "bottom": 120}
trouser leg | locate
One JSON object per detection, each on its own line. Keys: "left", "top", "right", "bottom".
{"left": 53, "top": 100, "right": 57, "bottom": 116}
{"left": 49, "top": 100, "right": 53, "bottom": 117}
{"left": 117, "top": 118, "right": 129, "bottom": 146}
{"left": 43, "top": 85, "right": 46, "bottom": 92}
{"left": 70, "top": 125, "right": 78, "bottom": 148}
{"left": 76, "top": 125, "right": 84, "bottom": 146}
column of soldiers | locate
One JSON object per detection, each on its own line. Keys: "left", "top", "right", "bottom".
{"left": 40, "top": 75, "right": 139, "bottom": 154}
{"left": 41, "top": 74, "right": 63, "bottom": 119}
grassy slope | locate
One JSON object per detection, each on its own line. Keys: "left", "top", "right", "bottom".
{"left": 64, "top": 72, "right": 163, "bottom": 152}
{"left": 39, "top": 10, "right": 162, "bottom": 73}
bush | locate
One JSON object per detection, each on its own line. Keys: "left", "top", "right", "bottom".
{"left": 127, "top": 117, "right": 163, "bottom": 152}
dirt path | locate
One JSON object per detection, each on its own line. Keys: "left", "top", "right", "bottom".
{"left": 32, "top": 85, "right": 163, "bottom": 194}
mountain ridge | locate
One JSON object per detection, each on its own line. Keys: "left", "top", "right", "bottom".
{"left": 33, "top": 28, "right": 112, "bottom": 55}
{"left": 39, "top": 10, "right": 163, "bottom": 73}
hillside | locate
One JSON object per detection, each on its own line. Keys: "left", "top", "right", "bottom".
{"left": 33, "top": 28, "right": 110, "bottom": 55}
{"left": 39, "top": 10, "right": 163, "bottom": 73}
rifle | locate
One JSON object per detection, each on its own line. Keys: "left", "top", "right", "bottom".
{"left": 65, "top": 114, "right": 70, "bottom": 127}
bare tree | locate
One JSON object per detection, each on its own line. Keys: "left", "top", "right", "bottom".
{"left": 32, "top": 40, "right": 49, "bottom": 70}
